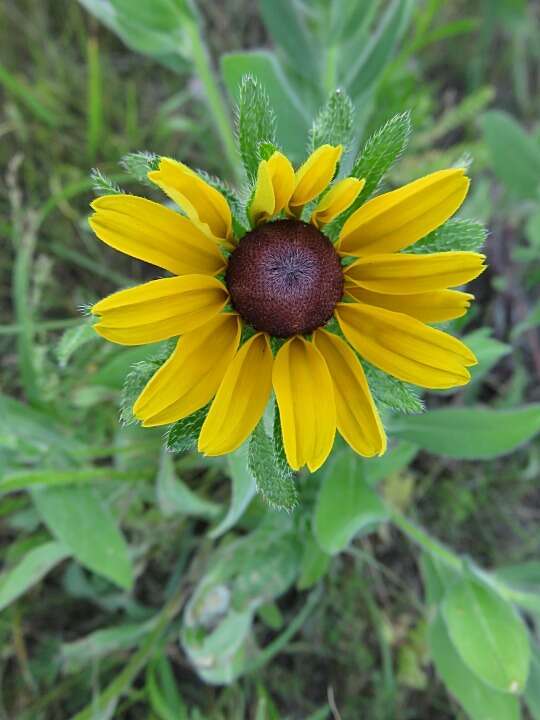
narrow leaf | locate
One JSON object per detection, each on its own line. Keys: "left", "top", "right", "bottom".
{"left": 409, "top": 219, "right": 487, "bottom": 254}
{"left": 156, "top": 451, "right": 220, "bottom": 518}
{"left": 0, "top": 541, "right": 70, "bottom": 612}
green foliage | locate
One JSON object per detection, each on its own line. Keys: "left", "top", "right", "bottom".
{"left": 56, "top": 321, "right": 98, "bottom": 368}
{"left": 0, "top": 541, "right": 71, "bottom": 612}
{"left": 391, "top": 405, "right": 540, "bottom": 459}
{"left": 344, "top": 0, "right": 414, "bottom": 101}
{"left": 481, "top": 109, "right": 540, "bottom": 199}
{"left": 314, "top": 452, "right": 388, "bottom": 555}
{"left": 248, "top": 419, "right": 298, "bottom": 511}
{"left": 32, "top": 485, "right": 134, "bottom": 589}
{"left": 309, "top": 89, "right": 354, "bottom": 151}
{"left": 429, "top": 612, "right": 521, "bottom": 720}
{"left": 257, "top": 0, "right": 318, "bottom": 81}
{"left": 442, "top": 573, "right": 530, "bottom": 693}
{"left": 236, "top": 75, "right": 277, "bottom": 181}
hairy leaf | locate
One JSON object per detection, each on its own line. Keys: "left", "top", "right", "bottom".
{"left": 248, "top": 419, "right": 298, "bottom": 512}
{"left": 309, "top": 89, "right": 354, "bottom": 151}
{"left": 236, "top": 74, "right": 277, "bottom": 181}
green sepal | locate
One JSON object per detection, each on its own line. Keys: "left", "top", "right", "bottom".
{"left": 166, "top": 404, "right": 210, "bottom": 454}
{"left": 237, "top": 74, "right": 277, "bottom": 182}
{"left": 90, "top": 168, "right": 122, "bottom": 196}
{"left": 309, "top": 89, "right": 354, "bottom": 152}
{"left": 119, "top": 151, "right": 159, "bottom": 186}
{"left": 362, "top": 360, "right": 424, "bottom": 415}
{"left": 119, "top": 340, "right": 176, "bottom": 426}
{"left": 248, "top": 414, "right": 298, "bottom": 512}
{"left": 348, "top": 110, "right": 412, "bottom": 211}
{"left": 258, "top": 140, "right": 280, "bottom": 161}
{"left": 407, "top": 219, "right": 487, "bottom": 254}
{"left": 196, "top": 169, "right": 248, "bottom": 236}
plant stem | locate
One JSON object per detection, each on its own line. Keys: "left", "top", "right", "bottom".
{"left": 387, "top": 505, "right": 463, "bottom": 573}
{"left": 185, "top": 21, "right": 239, "bottom": 181}
{"left": 69, "top": 584, "right": 186, "bottom": 720}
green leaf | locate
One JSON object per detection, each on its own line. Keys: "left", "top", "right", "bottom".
{"left": 258, "top": 0, "right": 318, "bottom": 81}
{"left": 0, "top": 541, "right": 70, "bottom": 612}
{"left": 62, "top": 621, "right": 154, "bottom": 674}
{"left": 56, "top": 322, "right": 98, "bottom": 367}
{"left": 208, "top": 443, "right": 256, "bottom": 539}
{"left": 419, "top": 552, "right": 462, "bottom": 608}
{"left": 344, "top": 110, "right": 412, "bottom": 222}
{"left": 462, "top": 329, "right": 511, "bottom": 386}
{"left": 166, "top": 404, "right": 209, "bottom": 453}
{"left": 390, "top": 405, "right": 540, "bottom": 459}
{"left": 297, "top": 534, "right": 330, "bottom": 590}
{"left": 481, "top": 110, "right": 540, "bottom": 199}
{"left": 314, "top": 451, "right": 388, "bottom": 555}
{"left": 90, "top": 345, "right": 157, "bottom": 389}
{"left": 156, "top": 451, "right": 220, "bottom": 518}
{"left": 525, "top": 642, "right": 540, "bottom": 720}
{"left": 309, "top": 89, "right": 354, "bottom": 152}
{"left": 248, "top": 420, "right": 298, "bottom": 512}
{"left": 363, "top": 441, "right": 418, "bottom": 486}
{"left": 221, "top": 51, "right": 309, "bottom": 161}
{"left": 408, "top": 219, "right": 487, "bottom": 254}
{"left": 429, "top": 612, "right": 520, "bottom": 720}
{"left": 236, "top": 75, "right": 277, "bottom": 181}
{"left": 78, "top": 0, "right": 195, "bottom": 70}
{"left": 32, "top": 486, "right": 134, "bottom": 589}
{"left": 442, "top": 575, "right": 530, "bottom": 693}
{"left": 344, "top": 0, "right": 414, "bottom": 102}
{"left": 146, "top": 655, "right": 189, "bottom": 720}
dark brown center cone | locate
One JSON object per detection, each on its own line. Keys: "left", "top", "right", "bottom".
{"left": 226, "top": 219, "right": 344, "bottom": 338}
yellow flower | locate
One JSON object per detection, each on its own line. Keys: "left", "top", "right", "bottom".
{"left": 90, "top": 147, "right": 485, "bottom": 472}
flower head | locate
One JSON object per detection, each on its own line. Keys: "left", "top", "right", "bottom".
{"left": 90, "top": 145, "right": 485, "bottom": 472}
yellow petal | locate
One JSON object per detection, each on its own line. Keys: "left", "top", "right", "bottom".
{"left": 91, "top": 275, "right": 228, "bottom": 345}
{"left": 249, "top": 152, "right": 296, "bottom": 226}
{"left": 289, "top": 144, "right": 343, "bottom": 216}
{"left": 248, "top": 160, "right": 274, "bottom": 226}
{"left": 198, "top": 333, "right": 273, "bottom": 455}
{"left": 272, "top": 336, "right": 336, "bottom": 472}
{"left": 313, "top": 330, "right": 386, "bottom": 457}
{"left": 133, "top": 314, "right": 241, "bottom": 426}
{"left": 338, "top": 168, "right": 470, "bottom": 256}
{"left": 344, "top": 251, "right": 486, "bottom": 294}
{"left": 89, "top": 194, "right": 225, "bottom": 276}
{"left": 346, "top": 286, "right": 474, "bottom": 323}
{"left": 148, "top": 157, "right": 233, "bottom": 245}
{"left": 311, "top": 177, "right": 365, "bottom": 229}
{"left": 268, "top": 151, "right": 295, "bottom": 214}
{"left": 336, "top": 302, "right": 477, "bottom": 389}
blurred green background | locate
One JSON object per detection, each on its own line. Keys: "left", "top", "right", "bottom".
{"left": 1, "top": 0, "right": 540, "bottom": 718}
